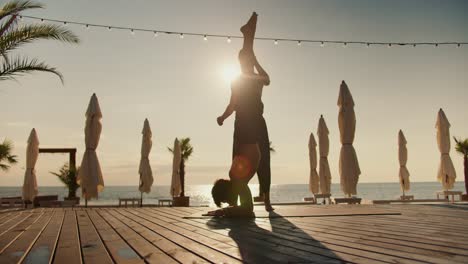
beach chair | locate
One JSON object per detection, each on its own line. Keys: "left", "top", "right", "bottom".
{"left": 0, "top": 196, "right": 24, "bottom": 208}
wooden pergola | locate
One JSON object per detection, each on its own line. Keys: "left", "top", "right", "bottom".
{"left": 38, "top": 148, "right": 77, "bottom": 171}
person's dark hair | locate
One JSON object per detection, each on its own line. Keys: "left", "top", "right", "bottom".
{"left": 211, "top": 179, "right": 234, "bottom": 207}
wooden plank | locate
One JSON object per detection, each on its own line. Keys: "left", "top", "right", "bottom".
{"left": 106, "top": 209, "right": 210, "bottom": 263}
{"left": 23, "top": 209, "right": 65, "bottom": 264}
{"left": 53, "top": 210, "right": 82, "bottom": 264}
{"left": 162, "top": 208, "right": 408, "bottom": 264}
{"left": 0, "top": 210, "right": 44, "bottom": 253}
{"left": 97, "top": 209, "right": 178, "bottom": 264}
{"left": 128, "top": 208, "right": 312, "bottom": 263}
{"left": 0, "top": 210, "right": 54, "bottom": 263}
{"left": 75, "top": 210, "right": 113, "bottom": 264}
{"left": 298, "top": 213, "right": 468, "bottom": 245}
{"left": 0, "top": 211, "right": 33, "bottom": 235}
{"left": 86, "top": 209, "right": 143, "bottom": 264}
{"left": 138, "top": 208, "right": 343, "bottom": 264}
{"left": 251, "top": 217, "right": 467, "bottom": 264}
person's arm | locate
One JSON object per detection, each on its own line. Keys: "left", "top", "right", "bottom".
{"left": 217, "top": 85, "right": 237, "bottom": 126}
{"left": 254, "top": 57, "right": 270, "bottom": 86}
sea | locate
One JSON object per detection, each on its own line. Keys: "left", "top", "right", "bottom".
{"left": 1, "top": 182, "right": 465, "bottom": 206}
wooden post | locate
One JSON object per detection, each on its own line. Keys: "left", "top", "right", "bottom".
{"left": 140, "top": 192, "right": 143, "bottom": 208}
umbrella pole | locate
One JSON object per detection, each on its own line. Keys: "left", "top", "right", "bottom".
{"left": 140, "top": 192, "right": 143, "bottom": 208}
{"left": 85, "top": 198, "right": 88, "bottom": 208}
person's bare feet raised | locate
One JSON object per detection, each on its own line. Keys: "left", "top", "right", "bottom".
{"left": 240, "top": 12, "right": 257, "bottom": 36}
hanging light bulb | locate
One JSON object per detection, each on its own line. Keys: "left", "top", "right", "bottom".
{"left": 85, "top": 24, "right": 89, "bottom": 30}
{"left": 40, "top": 18, "right": 44, "bottom": 23}
{"left": 366, "top": 43, "right": 370, "bottom": 48}
{"left": 435, "top": 43, "right": 438, "bottom": 48}
{"left": 227, "top": 36, "right": 231, "bottom": 43}
{"left": 343, "top": 42, "right": 347, "bottom": 48}
{"left": 297, "top": 40, "right": 301, "bottom": 46}
{"left": 274, "top": 40, "right": 278, "bottom": 45}
{"left": 388, "top": 43, "right": 392, "bottom": 48}
{"left": 180, "top": 33, "right": 184, "bottom": 39}
{"left": 203, "top": 35, "right": 207, "bottom": 41}
{"left": 63, "top": 21, "right": 67, "bottom": 26}
{"left": 108, "top": 26, "right": 112, "bottom": 31}
{"left": 457, "top": 43, "right": 461, "bottom": 48}
{"left": 130, "top": 29, "right": 135, "bottom": 35}
{"left": 413, "top": 44, "right": 416, "bottom": 47}
{"left": 153, "top": 31, "right": 158, "bottom": 37}
{"left": 320, "top": 41, "right": 324, "bottom": 47}
{"left": 19, "top": 16, "right": 23, "bottom": 21}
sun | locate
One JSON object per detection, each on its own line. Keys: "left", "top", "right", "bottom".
{"left": 221, "top": 64, "right": 241, "bottom": 83}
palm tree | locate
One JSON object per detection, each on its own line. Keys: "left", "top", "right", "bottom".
{"left": 454, "top": 137, "right": 468, "bottom": 195}
{"left": 0, "top": 139, "right": 18, "bottom": 171}
{"left": 50, "top": 163, "right": 80, "bottom": 199}
{"left": 168, "top": 138, "right": 193, "bottom": 197}
{"left": 0, "top": 0, "right": 79, "bottom": 83}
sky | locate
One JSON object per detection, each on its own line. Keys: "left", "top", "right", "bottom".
{"left": 1, "top": 0, "right": 467, "bottom": 187}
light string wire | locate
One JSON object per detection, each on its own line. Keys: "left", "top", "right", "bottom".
{"left": 20, "top": 15, "right": 467, "bottom": 47}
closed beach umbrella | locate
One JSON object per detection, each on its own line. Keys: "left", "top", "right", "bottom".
{"left": 77, "top": 93, "right": 104, "bottom": 201}
{"left": 22, "top": 128, "right": 39, "bottom": 202}
{"left": 338, "top": 81, "right": 361, "bottom": 197}
{"left": 398, "top": 130, "right": 410, "bottom": 194}
{"left": 139, "top": 119, "right": 153, "bottom": 194}
{"left": 308, "top": 133, "right": 319, "bottom": 194}
{"left": 436, "top": 109, "right": 456, "bottom": 190}
{"left": 170, "top": 138, "right": 182, "bottom": 197}
{"left": 318, "top": 115, "right": 331, "bottom": 194}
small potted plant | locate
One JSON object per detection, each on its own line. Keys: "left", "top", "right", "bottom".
{"left": 454, "top": 137, "right": 468, "bottom": 201}
{"left": 50, "top": 163, "right": 80, "bottom": 205}
{"left": 169, "top": 138, "right": 193, "bottom": 206}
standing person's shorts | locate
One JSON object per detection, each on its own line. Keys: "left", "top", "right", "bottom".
{"left": 232, "top": 117, "right": 261, "bottom": 157}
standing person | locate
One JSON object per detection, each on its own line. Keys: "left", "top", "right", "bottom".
{"left": 207, "top": 12, "right": 273, "bottom": 217}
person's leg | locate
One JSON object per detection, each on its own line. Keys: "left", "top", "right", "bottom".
{"left": 241, "top": 12, "right": 257, "bottom": 53}
{"left": 256, "top": 117, "right": 273, "bottom": 211}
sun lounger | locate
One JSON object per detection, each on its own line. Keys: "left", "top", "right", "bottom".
{"left": 436, "top": 191, "right": 463, "bottom": 203}
{"left": 158, "top": 198, "right": 173, "bottom": 207}
{"left": 33, "top": 195, "right": 59, "bottom": 207}
{"left": 118, "top": 198, "right": 141, "bottom": 207}
{"left": 0, "top": 196, "right": 24, "bottom": 207}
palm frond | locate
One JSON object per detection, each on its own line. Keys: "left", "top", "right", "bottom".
{"left": 0, "top": 56, "right": 63, "bottom": 83}
{"left": 0, "top": 163, "right": 9, "bottom": 171}
{"left": 0, "top": 24, "right": 79, "bottom": 54}
{"left": 167, "top": 147, "right": 173, "bottom": 153}
{"left": 0, "top": 1, "right": 43, "bottom": 21}
{"left": 454, "top": 137, "right": 468, "bottom": 156}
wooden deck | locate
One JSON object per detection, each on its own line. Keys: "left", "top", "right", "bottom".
{"left": 0, "top": 204, "right": 467, "bottom": 263}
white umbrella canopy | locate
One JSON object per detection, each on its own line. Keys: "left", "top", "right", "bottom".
{"left": 170, "top": 138, "right": 182, "bottom": 197}
{"left": 308, "top": 133, "right": 319, "bottom": 194}
{"left": 398, "top": 130, "right": 410, "bottom": 193}
{"left": 77, "top": 93, "right": 104, "bottom": 200}
{"left": 22, "top": 128, "right": 39, "bottom": 201}
{"left": 318, "top": 115, "right": 331, "bottom": 195}
{"left": 436, "top": 109, "right": 456, "bottom": 190}
{"left": 139, "top": 118, "right": 153, "bottom": 194}
{"left": 338, "top": 81, "right": 361, "bottom": 197}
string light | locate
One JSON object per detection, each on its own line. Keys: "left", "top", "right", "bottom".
{"left": 130, "top": 29, "right": 135, "bottom": 35}
{"left": 16, "top": 15, "right": 467, "bottom": 49}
